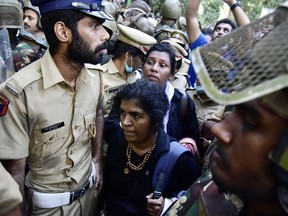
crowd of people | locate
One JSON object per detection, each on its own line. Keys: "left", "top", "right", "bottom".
{"left": 0, "top": 0, "right": 287, "bottom": 215}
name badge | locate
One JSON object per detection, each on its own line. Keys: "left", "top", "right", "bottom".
{"left": 41, "top": 122, "right": 65, "bottom": 133}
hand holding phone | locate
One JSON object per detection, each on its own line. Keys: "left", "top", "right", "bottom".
{"left": 152, "top": 191, "right": 162, "bottom": 199}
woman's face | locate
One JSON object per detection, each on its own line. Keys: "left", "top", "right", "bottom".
{"left": 120, "top": 99, "right": 154, "bottom": 145}
{"left": 142, "top": 51, "right": 172, "bottom": 88}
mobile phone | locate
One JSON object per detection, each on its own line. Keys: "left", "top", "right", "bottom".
{"left": 152, "top": 191, "right": 162, "bottom": 199}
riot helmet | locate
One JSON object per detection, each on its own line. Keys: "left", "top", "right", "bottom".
{"left": 0, "top": 0, "right": 23, "bottom": 29}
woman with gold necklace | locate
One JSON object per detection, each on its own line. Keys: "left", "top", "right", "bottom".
{"left": 102, "top": 80, "right": 201, "bottom": 216}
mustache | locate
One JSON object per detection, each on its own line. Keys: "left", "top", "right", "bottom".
{"left": 213, "top": 138, "right": 230, "bottom": 168}
{"left": 95, "top": 40, "right": 114, "bottom": 53}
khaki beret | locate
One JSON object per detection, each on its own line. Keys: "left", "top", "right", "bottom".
{"left": 117, "top": 24, "right": 157, "bottom": 53}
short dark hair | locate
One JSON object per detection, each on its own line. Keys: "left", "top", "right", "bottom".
{"left": 214, "top": 18, "right": 237, "bottom": 32}
{"left": 202, "top": 27, "right": 213, "bottom": 36}
{"left": 143, "top": 42, "right": 176, "bottom": 75}
{"left": 112, "top": 79, "right": 169, "bottom": 132}
{"left": 41, "top": 10, "right": 86, "bottom": 55}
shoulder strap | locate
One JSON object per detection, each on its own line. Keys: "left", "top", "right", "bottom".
{"left": 5, "top": 63, "right": 42, "bottom": 97}
{"left": 99, "top": 71, "right": 103, "bottom": 100}
{"left": 181, "top": 92, "right": 188, "bottom": 122}
{"left": 87, "top": 68, "right": 103, "bottom": 101}
{"left": 152, "top": 141, "right": 188, "bottom": 192}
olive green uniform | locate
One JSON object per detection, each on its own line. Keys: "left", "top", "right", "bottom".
{"left": 163, "top": 170, "right": 244, "bottom": 216}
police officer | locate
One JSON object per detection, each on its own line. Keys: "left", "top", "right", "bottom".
{"left": 123, "top": 0, "right": 155, "bottom": 36}
{"left": 0, "top": 162, "right": 22, "bottom": 216}
{"left": 87, "top": 24, "right": 157, "bottom": 117}
{"left": 0, "top": 0, "right": 48, "bottom": 73}
{"left": 154, "top": 0, "right": 182, "bottom": 33}
{"left": 23, "top": 1, "right": 46, "bottom": 41}
{"left": 0, "top": 0, "right": 112, "bottom": 215}
{"left": 161, "top": 38, "right": 190, "bottom": 91}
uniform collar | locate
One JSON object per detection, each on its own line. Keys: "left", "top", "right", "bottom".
{"left": 41, "top": 50, "right": 91, "bottom": 89}
{"left": 107, "top": 59, "right": 120, "bottom": 75}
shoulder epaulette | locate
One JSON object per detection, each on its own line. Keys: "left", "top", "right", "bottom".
{"left": 86, "top": 63, "right": 107, "bottom": 73}
{"left": 5, "top": 63, "right": 42, "bottom": 97}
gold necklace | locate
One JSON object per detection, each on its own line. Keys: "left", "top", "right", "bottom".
{"left": 124, "top": 142, "right": 156, "bottom": 174}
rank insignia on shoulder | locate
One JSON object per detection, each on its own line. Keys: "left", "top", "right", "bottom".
{"left": 5, "top": 84, "right": 19, "bottom": 97}
{"left": 0, "top": 93, "right": 10, "bottom": 117}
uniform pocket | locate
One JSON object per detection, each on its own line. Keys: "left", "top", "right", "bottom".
{"left": 33, "top": 126, "right": 66, "bottom": 158}
{"left": 83, "top": 111, "right": 97, "bottom": 139}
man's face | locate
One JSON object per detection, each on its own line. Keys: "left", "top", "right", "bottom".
{"left": 212, "top": 23, "right": 233, "bottom": 40}
{"left": 210, "top": 100, "right": 287, "bottom": 200}
{"left": 23, "top": 9, "right": 40, "bottom": 33}
{"left": 67, "top": 16, "right": 109, "bottom": 65}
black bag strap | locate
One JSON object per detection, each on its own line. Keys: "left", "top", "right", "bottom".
{"left": 152, "top": 141, "right": 188, "bottom": 192}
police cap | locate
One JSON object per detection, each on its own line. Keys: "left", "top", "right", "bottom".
{"left": 30, "top": 0, "right": 113, "bottom": 20}
{"left": 161, "top": 39, "right": 187, "bottom": 59}
{"left": 117, "top": 24, "right": 157, "bottom": 54}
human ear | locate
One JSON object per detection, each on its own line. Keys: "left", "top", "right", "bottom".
{"left": 54, "top": 21, "right": 71, "bottom": 43}
{"left": 124, "top": 52, "right": 132, "bottom": 61}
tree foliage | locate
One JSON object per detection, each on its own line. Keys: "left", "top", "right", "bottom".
{"left": 147, "top": 0, "right": 285, "bottom": 27}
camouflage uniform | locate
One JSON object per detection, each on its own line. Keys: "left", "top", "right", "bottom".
{"left": 11, "top": 30, "right": 48, "bottom": 72}
{"left": 164, "top": 170, "right": 244, "bottom": 216}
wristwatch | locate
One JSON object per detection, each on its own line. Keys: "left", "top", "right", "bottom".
{"left": 230, "top": 2, "right": 241, "bottom": 11}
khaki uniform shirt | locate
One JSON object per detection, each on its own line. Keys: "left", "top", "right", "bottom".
{"left": 0, "top": 162, "right": 22, "bottom": 215}
{"left": 186, "top": 89, "right": 220, "bottom": 129}
{"left": 171, "top": 58, "right": 191, "bottom": 91}
{"left": 0, "top": 50, "right": 103, "bottom": 192}
{"left": 87, "top": 59, "right": 141, "bottom": 117}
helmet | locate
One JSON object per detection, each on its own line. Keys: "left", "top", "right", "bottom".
{"left": 161, "top": 0, "right": 182, "bottom": 20}
{"left": 0, "top": 0, "right": 23, "bottom": 29}
{"left": 23, "top": 1, "right": 42, "bottom": 29}
{"left": 102, "top": 0, "right": 117, "bottom": 18}
{"left": 124, "top": 0, "right": 151, "bottom": 18}
{"left": 191, "top": 3, "right": 288, "bottom": 212}
{"left": 154, "top": 24, "right": 174, "bottom": 42}
{"left": 170, "top": 29, "right": 189, "bottom": 46}
{"left": 177, "top": 16, "right": 186, "bottom": 32}
{"left": 129, "top": 13, "right": 154, "bottom": 36}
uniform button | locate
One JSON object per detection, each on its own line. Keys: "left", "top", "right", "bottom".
{"left": 74, "top": 125, "right": 78, "bottom": 129}
{"left": 70, "top": 150, "right": 73, "bottom": 155}
{"left": 48, "top": 137, "right": 54, "bottom": 141}
{"left": 67, "top": 169, "right": 70, "bottom": 173}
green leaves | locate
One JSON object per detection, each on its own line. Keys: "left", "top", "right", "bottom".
{"left": 146, "top": 0, "right": 286, "bottom": 28}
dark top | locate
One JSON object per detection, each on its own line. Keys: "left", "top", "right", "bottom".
{"left": 167, "top": 89, "right": 200, "bottom": 144}
{"left": 103, "top": 116, "right": 202, "bottom": 216}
